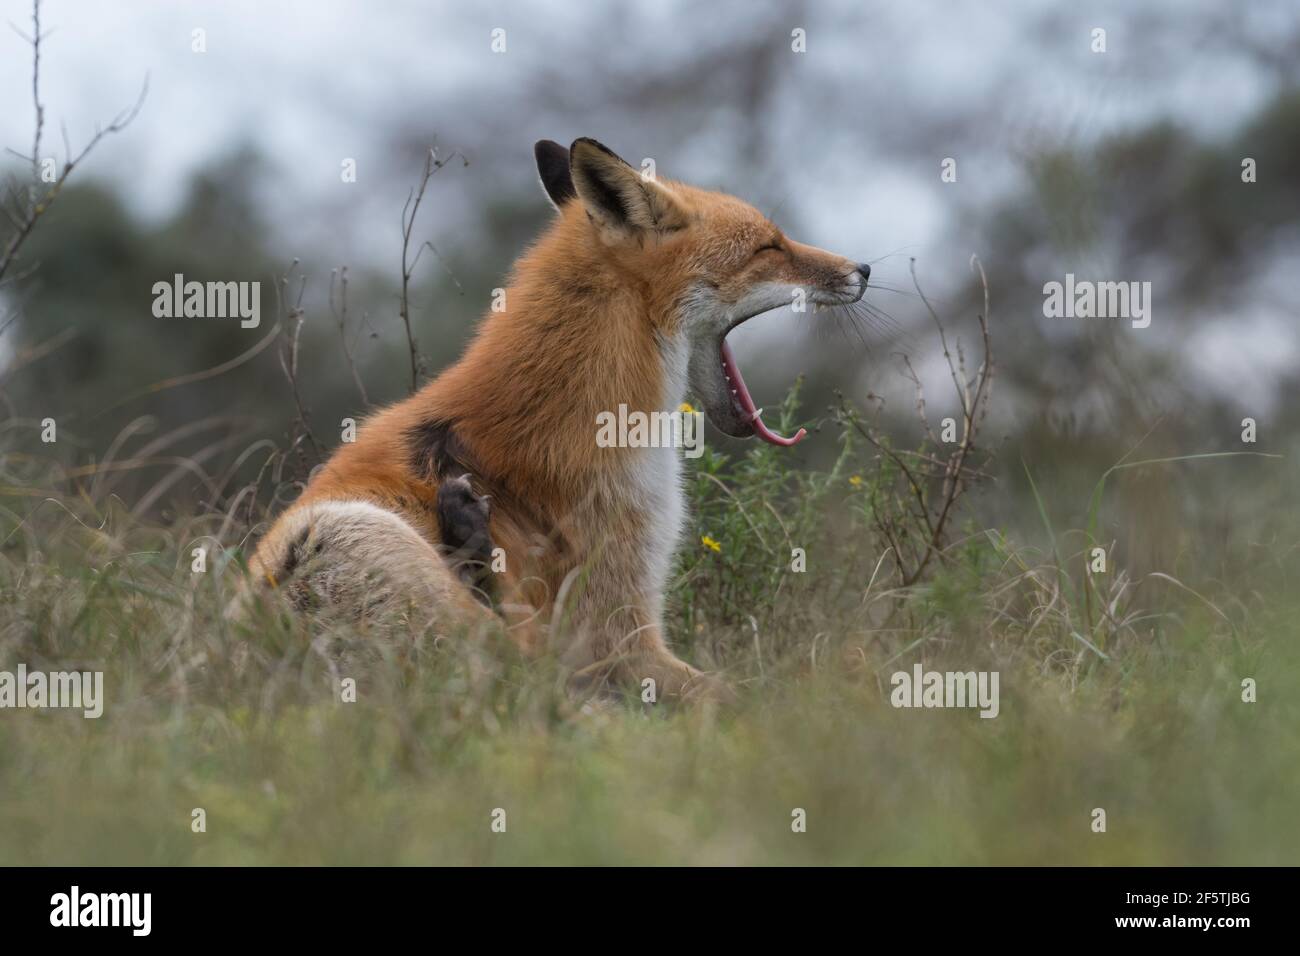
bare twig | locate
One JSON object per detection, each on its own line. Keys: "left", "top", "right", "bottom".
{"left": 398, "top": 145, "right": 465, "bottom": 392}
{"left": 26, "top": 1, "right": 44, "bottom": 200}
{"left": 910, "top": 257, "right": 969, "bottom": 422}
{"left": 275, "top": 261, "right": 322, "bottom": 466}
{"left": 0, "top": 0, "right": 148, "bottom": 294}
{"left": 906, "top": 256, "right": 995, "bottom": 585}
{"left": 329, "top": 265, "right": 369, "bottom": 407}
{"left": 838, "top": 257, "right": 996, "bottom": 588}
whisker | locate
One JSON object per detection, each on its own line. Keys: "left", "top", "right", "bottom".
{"left": 824, "top": 303, "right": 883, "bottom": 356}
{"left": 844, "top": 309, "right": 873, "bottom": 352}
{"left": 869, "top": 290, "right": 924, "bottom": 305}
{"left": 853, "top": 301, "right": 923, "bottom": 353}
{"left": 872, "top": 281, "right": 955, "bottom": 308}
{"left": 833, "top": 311, "right": 861, "bottom": 351}
{"left": 865, "top": 283, "right": 924, "bottom": 299}
{"left": 864, "top": 245, "right": 921, "bottom": 264}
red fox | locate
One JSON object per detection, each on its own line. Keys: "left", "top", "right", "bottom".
{"left": 246, "top": 138, "right": 869, "bottom": 701}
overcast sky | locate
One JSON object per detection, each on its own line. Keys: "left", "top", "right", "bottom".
{"left": 2, "top": 0, "right": 1295, "bottom": 407}
{"left": 0, "top": 0, "right": 1276, "bottom": 247}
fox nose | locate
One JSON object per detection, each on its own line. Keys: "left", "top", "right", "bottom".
{"left": 857, "top": 262, "right": 871, "bottom": 287}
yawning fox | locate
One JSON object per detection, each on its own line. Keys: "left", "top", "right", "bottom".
{"left": 246, "top": 138, "right": 869, "bottom": 701}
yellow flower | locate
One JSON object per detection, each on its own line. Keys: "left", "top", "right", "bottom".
{"left": 848, "top": 474, "right": 864, "bottom": 487}
{"left": 679, "top": 401, "right": 696, "bottom": 414}
{"left": 701, "top": 534, "right": 722, "bottom": 553}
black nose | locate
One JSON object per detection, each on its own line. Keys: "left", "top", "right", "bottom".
{"left": 857, "top": 262, "right": 871, "bottom": 285}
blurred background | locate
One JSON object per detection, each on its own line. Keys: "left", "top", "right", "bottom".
{"left": 1, "top": 0, "right": 1297, "bottom": 575}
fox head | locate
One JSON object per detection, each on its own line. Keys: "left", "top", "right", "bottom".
{"left": 534, "top": 137, "right": 869, "bottom": 446}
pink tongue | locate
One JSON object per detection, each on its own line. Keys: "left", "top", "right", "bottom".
{"left": 720, "top": 339, "right": 807, "bottom": 447}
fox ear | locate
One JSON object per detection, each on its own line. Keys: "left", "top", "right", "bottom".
{"left": 534, "top": 140, "right": 576, "bottom": 210}
{"left": 569, "top": 138, "right": 686, "bottom": 236}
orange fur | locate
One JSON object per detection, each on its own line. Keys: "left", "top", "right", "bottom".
{"left": 248, "top": 139, "right": 866, "bottom": 701}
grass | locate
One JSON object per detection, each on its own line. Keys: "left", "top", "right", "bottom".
{"left": 1, "top": 391, "right": 1296, "bottom": 866}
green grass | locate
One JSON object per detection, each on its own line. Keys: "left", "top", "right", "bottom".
{"left": 1, "top": 397, "right": 1296, "bottom": 865}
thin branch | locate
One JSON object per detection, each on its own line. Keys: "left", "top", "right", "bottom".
{"left": 28, "top": 0, "right": 45, "bottom": 200}
{"left": 908, "top": 256, "right": 995, "bottom": 585}
{"left": 0, "top": 1, "right": 148, "bottom": 291}
{"left": 837, "top": 257, "right": 996, "bottom": 589}
{"left": 275, "top": 261, "right": 322, "bottom": 463}
{"left": 910, "top": 257, "right": 968, "bottom": 421}
{"left": 398, "top": 145, "right": 465, "bottom": 393}
{"left": 329, "top": 265, "right": 369, "bottom": 407}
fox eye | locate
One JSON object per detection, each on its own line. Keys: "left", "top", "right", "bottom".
{"left": 751, "top": 241, "right": 783, "bottom": 259}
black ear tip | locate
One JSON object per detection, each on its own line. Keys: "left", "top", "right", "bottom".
{"left": 535, "top": 139, "right": 577, "bottom": 207}
{"left": 570, "top": 137, "right": 616, "bottom": 160}
{"left": 534, "top": 139, "right": 566, "bottom": 161}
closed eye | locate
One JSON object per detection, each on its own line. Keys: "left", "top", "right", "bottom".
{"left": 751, "top": 242, "right": 783, "bottom": 259}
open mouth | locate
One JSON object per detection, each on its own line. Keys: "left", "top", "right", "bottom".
{"left": 702, "top": 273, "right": 867, "bottom": 448}
{"left": 719, "top": 336, "right": 806, "bottom": 447}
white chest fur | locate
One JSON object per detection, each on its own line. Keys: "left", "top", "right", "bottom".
{"left": 608, "top": 332, "right": 690, "bottom": 603}
{"left": 626, "top": 444, "right": 685, "bottom": 598}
